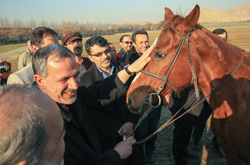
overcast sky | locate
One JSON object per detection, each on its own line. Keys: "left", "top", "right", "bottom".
{"left": 0, "top": 0, "right": 249, "bottom": 24}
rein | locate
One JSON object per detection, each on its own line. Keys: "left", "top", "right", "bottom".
{"left": 133, "top": 25, "right": 245, "bottom": 144}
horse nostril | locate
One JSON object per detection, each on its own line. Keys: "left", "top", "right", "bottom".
{"left": 128, "top": 97, "right": 134, "bottom": 108}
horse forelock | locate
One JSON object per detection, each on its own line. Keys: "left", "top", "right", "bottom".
{"left": 160, "top": 15, "right": 184, "bottom": 29}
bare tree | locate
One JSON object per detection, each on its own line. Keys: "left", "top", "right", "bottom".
{"left": 3, "top": 17, "right": 11, "bottom": 27}
{"left": 26, "top": 19, "right": 37, "bottom": 30}
{"left": 48, "top": 21, "right": 61, "bottom": 29}
{"left": 12, "top": 19, "right": 24, "bottom": 27}
{"left": 0, "top": 16, "right": 3, "bottom": 27}
{"left": 39, "top": 19, "right": 48, "bottom": 27}
{"left": 111, "top": 23, "right": 119, "bottom": 33}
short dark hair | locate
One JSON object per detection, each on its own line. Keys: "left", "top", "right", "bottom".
{"left": 212, "top": 28, "right": 228, "bottom": 39}
{"left": 85, "top": 36, "right": 108, "bottom": 55}
{"left": 0, "top": 85, "right": 47, "bottom": 164}
{"left": 120, "top": 35, "right": 130, "bottom": 42}
{"left": 132, "top": 30, "right": 148, "bottom": 43}
{"left": 32, "top": 43, "right": 74, "bottom": 78}
{"left": 30, "top": 27, "right": 58, "bottom": 47}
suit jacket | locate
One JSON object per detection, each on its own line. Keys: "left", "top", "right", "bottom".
{"left": 7, "top": 63, "right": 34, "bottom": 85}
{"left": 125, "top": 46, "right": 141, "bottom": 65}
{"left": 80, "top": 63, "right": 144, "bottom": 165}
{"left": 62, "top": 74, "right": 127, "bottom": 165}
{"left": 80, "top": 62, "right": 139, "bottom": 126}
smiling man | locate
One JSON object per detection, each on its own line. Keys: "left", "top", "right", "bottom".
{"left": 125, "top": 30, "right": 149, "bottom": 64}
{"left": 113, "top": 35, "right": 132, "bottom": 63}
{"left": 32, "top": 43, "right": 151, "bottom": 164}
{"left": 125, "top": 30, "right": 161, "bottom": 163}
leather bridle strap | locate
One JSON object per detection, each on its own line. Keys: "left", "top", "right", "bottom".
{"left": 186, "top": 34, "right": 200, "bottom": 99}
{"left": 135, "top": 54, "right": 245, "bottom": 145}
{"left": 140, "top": 27, "right": 190, "bottom": 95}
{"left": 141, "top": 70, "right": 177, "bottom": 92}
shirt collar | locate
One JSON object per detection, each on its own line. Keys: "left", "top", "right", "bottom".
{"left": 96, "top": 63, "right": 115, "bottom": 79}
{"left": 120, "top": 49, "right": 127, "bottom": 57}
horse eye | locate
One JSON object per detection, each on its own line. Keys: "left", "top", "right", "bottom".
{"left": 155, "top": 51, "right": 167, "bottom": 59}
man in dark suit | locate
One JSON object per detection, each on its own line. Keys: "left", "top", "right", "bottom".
{"left": 81, "top": 36, "right": 144, "bottom": 165}
{"left": 126, "top": 30, "right": 161, "bottom": 163}
{"left": 32, "top": 43, "right": 151, "bottom": 164}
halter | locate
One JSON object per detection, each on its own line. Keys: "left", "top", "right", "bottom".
{"left": 141, "top": 25, "right": 200, "bottom": 104}
{"left": 133, "top": 25, "right": 245, "bottom": 144}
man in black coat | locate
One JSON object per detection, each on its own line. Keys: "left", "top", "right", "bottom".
{"left": 125, "top": 30, "right": 162, "bottom": 163}
{"left": 32, "top": 43, "right": 151, "bottom": 164}
{"left": 81, "top": 36, "right": 144, "bottom": 165}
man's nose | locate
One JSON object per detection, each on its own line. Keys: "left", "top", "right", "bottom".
{"left": 69, "top": 77, "right": 79, "bottom": 90}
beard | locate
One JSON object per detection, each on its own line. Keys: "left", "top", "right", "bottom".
{"left": 74, "top": 46, "right": 83, "bottom": 56}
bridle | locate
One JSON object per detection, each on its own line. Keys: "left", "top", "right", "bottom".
{"left": 133, "top": 25, "right": 244, "bottom": 144}
{"left": 132, "top": 25, "right": 200, "bottom": 138}
{"left": 141, "top": 25, "right": 200, "bottom": 102}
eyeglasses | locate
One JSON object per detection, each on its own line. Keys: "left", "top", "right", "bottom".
{"left": 122, "top": 41, "right": 132, "bottom": 45}
{"left": 90, "top": 48, "right": 110, "bottom": 57}
{"left": 67, "top": 40, "right": 82, "bottom": 45}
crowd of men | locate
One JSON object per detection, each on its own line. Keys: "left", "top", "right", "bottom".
{"left": 0, "top": 27, "right": 228, "bottom": 165}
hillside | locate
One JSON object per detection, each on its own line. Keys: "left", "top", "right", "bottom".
{"left": 199, "top": 1, "right": 250, "bottom": 23}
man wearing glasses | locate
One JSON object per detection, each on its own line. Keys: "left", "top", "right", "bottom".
{"left": 113, "top": 35, "right": 132, "bottom": 63}
{"left": 81, "top": 36, "right": 145, "bottom": 165}
{"left": 62, "top": 32, "right": 92, "bottom": 77}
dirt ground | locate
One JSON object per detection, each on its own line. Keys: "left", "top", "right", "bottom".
{"left": 147, "top": 106, "right": 228, "bottom": 165}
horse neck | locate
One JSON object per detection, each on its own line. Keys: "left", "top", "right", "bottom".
{"left": 191, "top": 28, "right": 250, "bottom": 99}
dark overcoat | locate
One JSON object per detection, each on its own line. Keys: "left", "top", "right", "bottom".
{"left": 80, "top": 63, "right": 145, "bottom": 165}
{"left": 62, "top": 74, "right": 127, "bottom": 164}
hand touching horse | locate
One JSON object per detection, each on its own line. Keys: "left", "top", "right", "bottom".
{"left": 127, "top": 5, "right": 250, "bottom": 164}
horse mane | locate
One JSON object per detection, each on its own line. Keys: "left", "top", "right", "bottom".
{"left": 197, "top": 26, "right": 250, "bottom": 66}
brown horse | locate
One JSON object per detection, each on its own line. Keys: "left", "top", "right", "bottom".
{"left": 127, "top": 5, "right": 250, "bottom": 165}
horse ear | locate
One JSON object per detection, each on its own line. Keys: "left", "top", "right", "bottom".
{"left": 180, "top": 5, "right": 200, "bottom": 32}
{"left": 164, "top": 7, "right": 174, "bottom": 20}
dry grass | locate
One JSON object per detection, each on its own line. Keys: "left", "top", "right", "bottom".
{"left": 152, "top": 107, "right": 227, "bottom": 165}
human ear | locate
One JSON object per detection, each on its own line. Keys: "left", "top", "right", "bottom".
{"left": 34, "top": 74, "right": 45, "bottom": 91}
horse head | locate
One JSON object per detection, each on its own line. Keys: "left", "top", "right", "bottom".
{"left": 127, "top": 5, "right": 202, "bottom": 114}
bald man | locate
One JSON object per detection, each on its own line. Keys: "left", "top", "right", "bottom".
{"left": 0, "top": 85, "right": 65, "bottom": 165}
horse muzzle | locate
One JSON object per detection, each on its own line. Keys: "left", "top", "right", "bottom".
{"left": 128, "top": 93, "right": 162, "bottom": 115}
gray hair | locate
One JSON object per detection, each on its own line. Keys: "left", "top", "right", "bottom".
{"left": 0, "top": 85, "right": 48, "bottom": 164}
{"left": 32, "top": 43, "right": 74, "bottom": 78}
